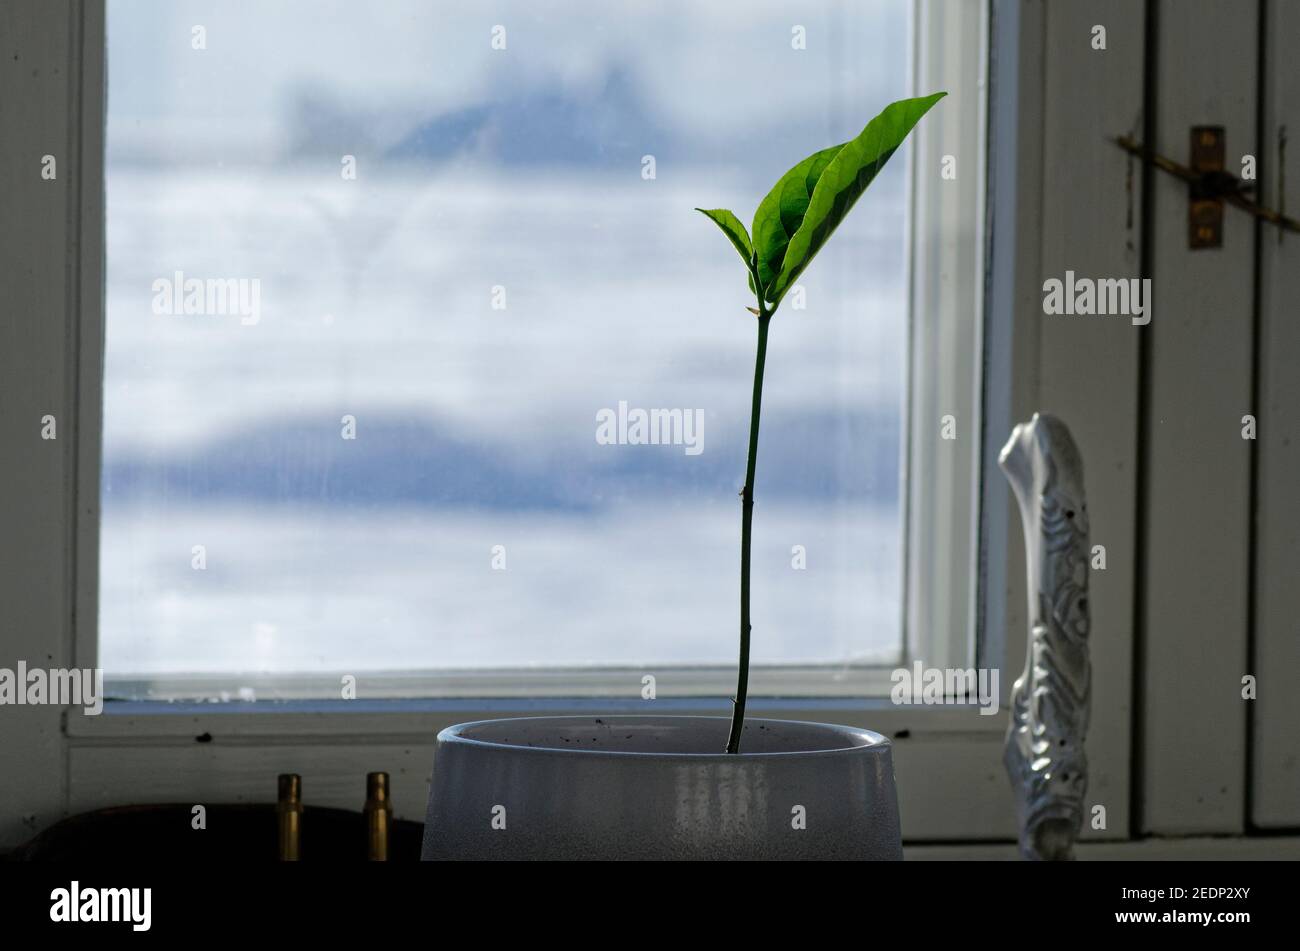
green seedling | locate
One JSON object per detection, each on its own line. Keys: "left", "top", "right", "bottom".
{"left": 696, "top": 92, "right": 946, "bottom": 753}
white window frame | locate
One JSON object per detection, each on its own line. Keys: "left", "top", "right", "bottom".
{"left": 89, "top": 0, "right": 982, "bottom": 711}
{"left": 904, "top": 0, "right": 988, "bottom": 673}
{"left": 96, "top": 0, "right": 989, "bottom": 708}
{"left": 72, "top": 0, "right": 1009, "bottom": 842}
{"left": 1, "top": 0, "right": 1151, "bottom": 849}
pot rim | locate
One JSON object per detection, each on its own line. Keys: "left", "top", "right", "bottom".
{"left": 436, "top": 714, "right": 891, "bottom": 760}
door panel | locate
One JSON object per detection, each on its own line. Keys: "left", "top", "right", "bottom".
{"left": 1252, "top": 0, "right": 1300, "bottom": 829}
{"left": 1141, "top": 0, "right": 1256, "bottom": 835}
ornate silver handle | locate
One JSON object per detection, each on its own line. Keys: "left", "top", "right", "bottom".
{"left": 999, "top": 413, "right": 1091, "bottom": 861}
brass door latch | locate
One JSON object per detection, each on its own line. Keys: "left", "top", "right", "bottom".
{"left": 1188, "top": 126, "right": 1228, "bottom": 247}
{"left": 1115, "top": 127, "right": 1300, "bottom": 248}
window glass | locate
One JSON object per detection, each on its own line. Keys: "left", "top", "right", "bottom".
{"left": 102, "top": 0, "right": 911, "bottom": 680}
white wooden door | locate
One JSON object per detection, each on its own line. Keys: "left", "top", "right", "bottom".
{"left": 1253, "top": 0, "right": 1300, "bottom": 830}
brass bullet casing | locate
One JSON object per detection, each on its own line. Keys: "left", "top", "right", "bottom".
{"left": 364, "top": 772, "right": 391, "bottom": 861}
{"left": 277, "top": 773, "right": 302, "bottom": 861}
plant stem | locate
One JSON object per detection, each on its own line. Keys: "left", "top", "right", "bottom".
{"left": 725, "top": 308, "right": 772, "bottom": 754}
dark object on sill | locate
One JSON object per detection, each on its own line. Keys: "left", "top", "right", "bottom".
{"left": 7, "top": 804, "right": 424, "bottom": 862}
{"left": 277, "top": 773, "right": 303, "bottom": 861}
{"left": 363, "top": 772, "right": 391, "bottom": 861}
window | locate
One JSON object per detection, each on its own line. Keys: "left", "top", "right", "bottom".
{"left": 101, "top": 0, "right": 986, "bottom": 700}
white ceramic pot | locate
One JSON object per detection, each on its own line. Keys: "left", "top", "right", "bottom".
{"left": 421, "top": 715, "right": 902, "bottom": 860}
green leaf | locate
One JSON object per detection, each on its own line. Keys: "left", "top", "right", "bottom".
{"left": 749, "top": 144, "right": 844, "bottom": 298}
{"left": 695, "top": 208, "right": 753, "bottom": 268}
{"left": 753, "top": 92, "right": 946, "bottom": 306}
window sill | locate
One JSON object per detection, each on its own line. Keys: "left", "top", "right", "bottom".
{"left": 906, "top": 835, "right": 1300, "bottom": 861}
{"left": 66, "top": 695, "right": 1008, "bottom": 740}
{"left": 99, "top": 665, "right": 905, "bottom": 703}
{"left": 62, "top": 697, "right": 1015, "bottom": 841}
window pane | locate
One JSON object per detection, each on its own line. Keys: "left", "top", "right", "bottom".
{"left": 102, "top": 0, "right": 911, "bottom": 685}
